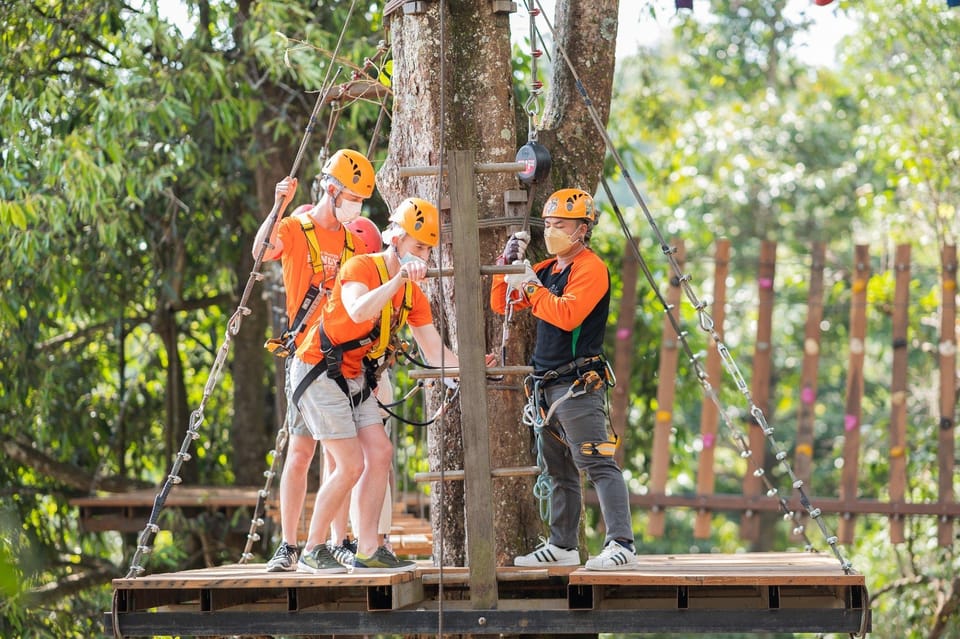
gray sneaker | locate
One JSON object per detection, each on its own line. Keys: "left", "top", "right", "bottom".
{"left": 298, "top": 544, "right": 348, "bottom": 574}
{"left": 353, "top": 545, "right": 416, "bottom": 573}
{"left": 266, "top": 542, "right": 299, "bottom": 572}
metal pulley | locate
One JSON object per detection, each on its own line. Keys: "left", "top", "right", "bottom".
{"left": 516, "top": 140, "right": 551, "bottom": 184}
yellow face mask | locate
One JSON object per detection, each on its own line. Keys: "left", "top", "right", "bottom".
{"left": 543, "top": 226, "right": 580, "bottom": 255}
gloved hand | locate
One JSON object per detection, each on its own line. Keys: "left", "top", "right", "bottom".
{"left": 441, "top": 376, "right": 459, "bottom": 391}
{"left": 504, "top": 261, "right": 540, "bottom": 290}
{"left": 501, "top": 231, "right": 531, "bottom": 263}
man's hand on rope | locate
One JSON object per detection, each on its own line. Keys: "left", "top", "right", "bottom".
{"left": 499, "top": 231, "right": 531, "bottom": 264}
{"left": 504, "top": 261, "right": 540, "bottom": 291}
{"left": 275, "top": 176, "right": 298, "bottom": 213}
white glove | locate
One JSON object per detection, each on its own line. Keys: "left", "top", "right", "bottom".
{"left": 501, "top": 231, "right": 530, "bottom": 263}
{"left": 441, "top": 376, "right": 459, "bottom": 390}
{"left": 504, "top": 261, "right": 540, "bottom": 290}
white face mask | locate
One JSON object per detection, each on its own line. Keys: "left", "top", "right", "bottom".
{"left": 335, "top": 198, "right": 363, "bottom": 224}
{"left": 543, "top": 226, "right": 580, "bottom": 255}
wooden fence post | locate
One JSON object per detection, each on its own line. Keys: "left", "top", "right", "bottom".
{"left": 693, "top": 239, "right": 730, "bottom": 539}
{"left": 938, "top": 245, "right": 957, "bottom": 546}
{"left": 888, "top": 244, "right": 911, "bottom": 543}
{"left": 611, "top": 239, "right": 640, "bottom": 467}
{"left": 839, "top": 244, "right": 870, "bottom": 544}
{"left": 648, "top": 241, "right": 685, "bottom": 537}
{"left": 740, "top": 240, "right": 776, "bottom": 543}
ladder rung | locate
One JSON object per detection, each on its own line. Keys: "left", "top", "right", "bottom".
{"left": 408, "top": 365, "right": 534, "bottom": 379}
{"left": 414, "top": 465, "right": 541, "bottom": 483}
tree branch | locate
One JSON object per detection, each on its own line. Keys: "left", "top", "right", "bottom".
{"left": 1, "top": 435, "right": 150, "bottom": 493}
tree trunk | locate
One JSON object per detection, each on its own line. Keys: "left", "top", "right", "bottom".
{"left": 231, "top": 140, "right": 290, "bottom": 485}
{"left": 381, "top": 0, "right": 618, "bottom": 569}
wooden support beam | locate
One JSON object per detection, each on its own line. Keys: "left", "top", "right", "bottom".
{"left": 447, "top": 150, "right": 497, "bottom": 609}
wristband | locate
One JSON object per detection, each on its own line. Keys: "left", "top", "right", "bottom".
{"left": 523, "top": 282, "right": 539, "bottom": 297}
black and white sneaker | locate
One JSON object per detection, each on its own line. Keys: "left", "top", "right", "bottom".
{"left": 330, "top": 538, "right": 357, "bottom": 568}
{"left": 585, "top": 541, "right": 638, "bottom": 571}
{"left": 266, "top": 542, "right": 299, "bottom": 572}
{"left": 513, "top": 537, "right": 580, "bottom": 567}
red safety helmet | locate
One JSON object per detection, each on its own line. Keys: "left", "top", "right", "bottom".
{"left": 345, "top": 216, "right": 383, "bottom": 255}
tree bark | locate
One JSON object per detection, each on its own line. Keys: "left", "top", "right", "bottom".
{"left": 381, "top": 0, "right": 618, "bottom": 568}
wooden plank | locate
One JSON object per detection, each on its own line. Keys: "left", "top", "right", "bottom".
{"left": 888, "top": 244, "right": 911, "bottom": 543}
{"left": 648, "top": 240, "right": 685, "bottom": 537}
{"left": 112, "top": 563, "right": 420, "bottom": 589}
{"left": 447, "top": 150, "right": 497, "bottom": 608}
{"left": 839, "top": 245, "right": 870, "bottom": 544}
{"left": 741, "top": 240, "right": 776, "bottom": 542}
{"left": 938, "top": 245, "right": 957, "bottom": 546}
{"left": 694, "top": 239, "right": 730, "bottom": 539}
{"left": 568, "top": 552, "right": 864, "bottom": 586}
{"left": 793, "top": 242, "right": 825, "bottom": 492}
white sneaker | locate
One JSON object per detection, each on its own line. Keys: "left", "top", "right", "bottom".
{"left": 514, "top": 537, "right": 580, "bottom": 567}
{"left": 585, "top": 541, "right": 638, "bottom": 571}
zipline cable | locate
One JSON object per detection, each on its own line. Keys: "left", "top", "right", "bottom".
{"left": 123, "top": 0, "right": 360, "bottom": 579}
{"left": 532, "top": 0, "right": 853, "bottom": 574}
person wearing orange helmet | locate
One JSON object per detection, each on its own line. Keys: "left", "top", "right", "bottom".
{"left": 289, "top": 197, "right": 494, "bottom": 573}
{"left": 252, "top": 149, "right": 379, "bottom": 573}
{"left": 491, "top": 187, "right": 638, "bottom": 572}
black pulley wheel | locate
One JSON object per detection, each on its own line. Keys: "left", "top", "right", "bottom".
{"left": 516, "top": 141, "right": 552, "bottom": 184}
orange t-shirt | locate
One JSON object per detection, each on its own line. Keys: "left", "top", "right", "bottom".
{"left": 297, "top": 254, "right": 432, "bottom": 378}
{"left": 272, "top": 206, "right": 356, "bottom": 347}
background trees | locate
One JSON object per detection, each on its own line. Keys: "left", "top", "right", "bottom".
{"left": 1, "top": 0, "right": 959, "bottom": 636}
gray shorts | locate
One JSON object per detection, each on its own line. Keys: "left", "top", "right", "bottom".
{"left": 288, "top": 356, "right": 382, "bottom": 440}
{"left": 284, "top": 358, "right": 310, "bottom": 437}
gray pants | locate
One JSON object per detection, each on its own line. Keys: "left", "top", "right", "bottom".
{"left": 541, "top": 384, "right": 634, "bottom": 550}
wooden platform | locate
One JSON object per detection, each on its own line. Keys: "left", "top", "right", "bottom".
{"left": 107, "top": 551, "right": 870, "bottom": 636}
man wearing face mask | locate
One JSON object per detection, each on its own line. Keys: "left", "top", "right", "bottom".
{"left": 253, "top": 149, "right": 378, "bottom": 573}
{"left": 290, "top": 197, "right": 497, "bottom": 572}
{"left": 491, "top": 188, "right": 638, "bottom": 571}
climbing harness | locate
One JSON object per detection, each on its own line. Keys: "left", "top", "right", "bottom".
{"left": 263, "top": 214, "right": 357, "bottom": 358}
{"left": 521, "top": 358, "right": 616, "bottom": 522}
{"left": 530, "top": 0, "right": 853, "bottom": 573}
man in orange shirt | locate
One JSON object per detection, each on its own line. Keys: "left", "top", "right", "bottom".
{"left": 491, "top": 188, "right": 638, "bottom": 571}
{"left": 290, "top": 197, "right": 495, "bottom": 572}
{"left": 252, "top": 149, "right": 377, "bottom": 572}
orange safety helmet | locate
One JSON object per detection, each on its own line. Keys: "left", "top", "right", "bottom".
{"left": 320, "top": 149, "right": 376, "bottom": 198}
{"left": 345, "top": 216, "right": 382, "bottom": 255}
{"left": 390, "top": 198, "right": 439, "bottom": 247}
{"left": 542, "top": 188, "right": 597, "bottom": 224}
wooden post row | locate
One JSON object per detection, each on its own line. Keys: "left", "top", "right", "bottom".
{"left": 647, "top": 241, "right": 685, "bottom": 537}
